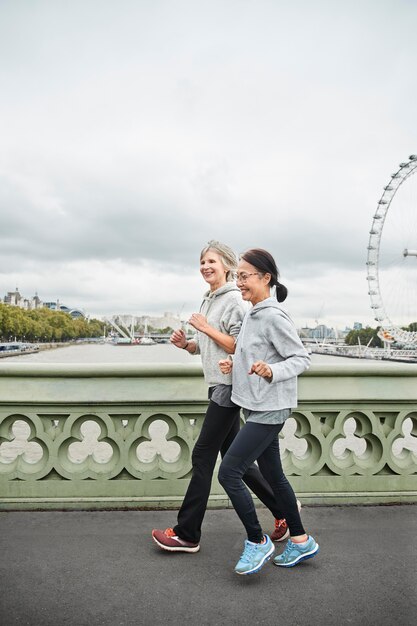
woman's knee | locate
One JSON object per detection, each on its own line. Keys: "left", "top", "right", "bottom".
{"left": 218, "top": 460, "right": 229, "bottom": 487}
{"left": 218, "top": 455, "right": 244, "bottom": 487}
{"left": 191, "top": 444, "right": 216, "bottom": 470}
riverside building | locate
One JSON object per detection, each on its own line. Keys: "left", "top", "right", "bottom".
{"left": 2, "top": 289, "right": 85, "bottom": 319}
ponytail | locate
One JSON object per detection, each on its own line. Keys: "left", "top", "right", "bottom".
{"left": 275, "top": 281, "right": 288, "bottom": 303}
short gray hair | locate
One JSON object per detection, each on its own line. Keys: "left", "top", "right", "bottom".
{"left": 200, "top": 240, "right": 237, "bottom": 282}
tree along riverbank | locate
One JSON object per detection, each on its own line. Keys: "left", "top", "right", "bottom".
{"left": 0, "top": 303, "right": 106, "bottom": 343}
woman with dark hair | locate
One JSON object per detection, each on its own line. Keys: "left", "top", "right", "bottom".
{"left": 152, "top": 241, "right": 291, "bottom": 553}
{"left": 218, "top": 248, "right": 319, "bottom": 575}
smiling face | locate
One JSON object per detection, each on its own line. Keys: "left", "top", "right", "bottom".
{"left": 236, "top": 259, "right": 271, "bottom": 305}
{"left": 200, "top": 249, "right": 228, "bottom": 291}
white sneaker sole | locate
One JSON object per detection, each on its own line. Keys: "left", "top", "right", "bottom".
{"left": 273, "top": 543, "right": 319, "bottom": 568}
{"left": 152, "top": 535, "right": 200, "bottom": 553}
{"left": 235, "top": 542, "right": 275, "bottom": 575}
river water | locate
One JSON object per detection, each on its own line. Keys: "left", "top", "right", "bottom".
{"left": 0, "top": 341, "right": 410, "bottom": 366}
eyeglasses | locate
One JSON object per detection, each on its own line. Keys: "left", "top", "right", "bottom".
{"left": 236, "top": 272, "right": 261, "bottom": 283}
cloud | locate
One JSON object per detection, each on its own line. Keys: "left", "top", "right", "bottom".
{"left": 1, "top": 0, "right": 417, "bottom": 330}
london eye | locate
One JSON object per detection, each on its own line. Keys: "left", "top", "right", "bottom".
{"left": 366, "top": 154, "right": 417, "bottom": 345}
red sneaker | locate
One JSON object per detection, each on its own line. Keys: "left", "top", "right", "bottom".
{"left": 271, "top": 518, "right": 290, "bottom": 542}
{"left": 270, "top": 500, "right": 302, "bottom": 542}
{"left": 152, "top": 528, "right": 200, "bottom": 553}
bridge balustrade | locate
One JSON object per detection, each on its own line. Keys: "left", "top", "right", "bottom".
{"left": 0, "top": 363, "right": 416, "bottom": 510}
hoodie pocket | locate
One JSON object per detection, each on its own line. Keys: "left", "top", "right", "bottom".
{"left": 256, "top": 375, "right": 273, "bottom": 402}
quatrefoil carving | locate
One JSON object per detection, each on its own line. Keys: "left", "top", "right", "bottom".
{"left": 136, "top": 420, "right": 181, "bottom": 463}
{"left": 392, "top": 417, "right": 417, "bottom": 456}
{"left": 280, "top": 417, "right": 308, "bottom": 458}
{"left": 329, "top": 411, "right": 384, "bottom": 475}
{"left": 279, "top": 412, "right": 323, "bottom": 476}
{"left": 387, "top": 413, "right": 417, "bottom": 474}
{"left": 67, "top": 421, "right": 113, "bottom": 464}
{"left": 56, "top": 415, "right": 123, "bottom": 479}
{"left": 126, "top": 413, "right": 192, "bottom": 479}
{"left": 332, "top": 417, "right": 367, "bottom": 458}
{"left": 0, "top": 419, "right": 43, "bottom": 464}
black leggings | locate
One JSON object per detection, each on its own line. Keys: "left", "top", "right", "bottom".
{"left": 218, "top": 421, "right": 305, "bottom": 543}
{"left": 174, "top": 400, "right": 285, "bottom": 543}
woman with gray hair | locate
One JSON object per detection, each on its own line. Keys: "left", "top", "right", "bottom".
{"left": 152, "top": 240, "right": 289, "bottom": 553}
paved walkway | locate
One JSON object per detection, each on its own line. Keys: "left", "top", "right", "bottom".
{"left": 1, "top": 505, "right": 416, "bottom": 626}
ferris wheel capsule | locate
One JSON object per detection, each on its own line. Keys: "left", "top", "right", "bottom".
{"left": 377, "top": 329, "right": 395, "bottom": 343}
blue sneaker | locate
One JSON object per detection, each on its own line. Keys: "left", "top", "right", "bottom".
{"left": 273, "top": 536, "right": 319, "bottom": 567}
{"left": 234, "top": 535, "right": 275, "bottom": 575}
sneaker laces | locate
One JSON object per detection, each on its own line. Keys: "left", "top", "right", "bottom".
{"left": 281, "top": 539, "right": 296, "bottom": 558}
{"left": 240, "top": 542, "right": 258, "bottom": 562}
{"left": 274, "top": 518, "right": 287, "bottom": 530}
{"left": 239, "top": 541, "right": 259, "bottom": 563}
{"left": 164, "top": 528, "right": 176, "bottom": 537}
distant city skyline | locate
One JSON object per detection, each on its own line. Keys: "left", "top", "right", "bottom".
{"left": 1, "top": 1, "right": 416, "bottom": 329}
{"left": 2, "top": 285, "right": 369, "bottom": 335}
{"left": 2, "top": 286, "right": 85, "bottom": 319}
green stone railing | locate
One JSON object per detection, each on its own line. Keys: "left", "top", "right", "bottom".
{"left": 0, "top": 363, "right": 416, "bottom": 510}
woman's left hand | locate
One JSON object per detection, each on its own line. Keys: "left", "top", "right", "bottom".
{"left": 188, "top": 313, "right": 209, "bottom": 332}
{"left": 249, "top": 360, "right": 273, "bottom": 380}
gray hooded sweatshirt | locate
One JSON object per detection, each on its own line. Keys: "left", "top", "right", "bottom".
{"left": 193, "top": 282, "right": 248, "bottom": 387}
{"left": 231, "top": 297, "right": 310, "bottom": 411}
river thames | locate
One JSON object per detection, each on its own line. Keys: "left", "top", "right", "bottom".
{"left": 1, "top": 341, "right": 411, "bottom": 367}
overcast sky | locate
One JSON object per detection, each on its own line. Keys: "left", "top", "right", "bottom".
{"left": 1, "top": 0, "right": 416, "bottom": 329}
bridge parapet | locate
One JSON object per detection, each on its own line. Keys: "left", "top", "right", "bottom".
{"left": 0, "top": 363, "right": 416, "bottom": 509}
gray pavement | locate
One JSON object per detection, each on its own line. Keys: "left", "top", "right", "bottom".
{"left": 0, "top": 505, "right": 416, "bottom": 626}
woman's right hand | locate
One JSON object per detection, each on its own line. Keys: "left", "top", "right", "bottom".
{"left": 170, "top": 329, "right": 188, "bottom": 349}
{"left": 218, "top": 358, "right": 233, "bottom": 374}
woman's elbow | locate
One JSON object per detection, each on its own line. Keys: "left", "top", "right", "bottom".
{"left": 301, "top": 355, "right": 311, "bottom": 372}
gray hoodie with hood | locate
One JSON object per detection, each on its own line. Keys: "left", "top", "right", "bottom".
{"left": 231, "top": 297, "right": 310, "bottom": 411}
{"left": 193, "top": 282, "right": 248, "bottom": 387}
